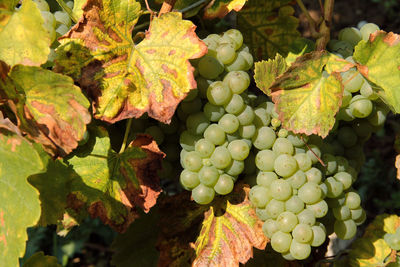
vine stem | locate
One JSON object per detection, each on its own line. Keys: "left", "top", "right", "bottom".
{"left": 315, "top": 0, "right": 335, "bottom": 50}
{"left": 119, "top": 118, "right": 133, "bottom": 154}
{"left": 296, "top": 0, "right": 320, "bottom": 38}
{"left": 159, "top": 0, "right": 177, "bottom": 16}
{"left": 55, "top": 0, "right": 78, "bottom": 24}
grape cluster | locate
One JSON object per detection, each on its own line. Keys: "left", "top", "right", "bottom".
{"left": 384, "top": 227, "right": 400, "bottom": 251}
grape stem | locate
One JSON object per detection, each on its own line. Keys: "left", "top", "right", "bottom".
{"left": 315, "top": 0, "right": 335, "bottom": 51}
{"left": 159, "top": 0, "right": 177, "bottom": 16}
{"left": 302, "top": 138, "right": 326, "bottom": 167}
{"left": 55, "top": 0, "right": 78, "bottom": 24}
{"left": 119, "top": 118, "right": 133, "bottom": 154}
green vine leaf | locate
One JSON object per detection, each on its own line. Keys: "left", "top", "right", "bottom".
{"left": 0, "top": 115, "right": 44, "bottom": 267}
{"left": 193, "top": 185, "right": 267, "bottom": 266}
{"left": 353, "top": 31, "right": 400, "bottom": 113}
{"left": 0, "top": 64, "right": 91, "bottom": 156}
{"left": 56, "top": 0, "right": 207, "bottom": 124}
{"left": 65, "top": 127, "right": 164, "bottom": 232}
{"left": 23, "top": 251, "right": 61, "bottom": 267}
{"left": 0, "top": 0, "right": 50, "bottom": 66}
{"left": 72, "top": 0, "right": 85, "bottom": 19}
{"left": 269, "top": 51, "right": 344, "bottom": 138}
{"left": 237, "top": 0, "right": 300, "bottom": 61}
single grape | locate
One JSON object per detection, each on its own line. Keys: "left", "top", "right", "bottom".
{"left": 285, "top": 195, "right": 305, "bottom": 214}
{"left": 182, "top": 151, "right": 203, "bottom": 172}
{"left": 207, "top": 81, "right": 232, "bottom": 106}
{"left": 290, "top": 240, "right": 311, "bottom": 260}
{"left": 274, "top": 154, "right": 298, "bottom": 178}
{"left": 272, "top": 137, "right": 294, "bottom": 155}
{"left": 334, "top": 172, "right": 353, "bottom": 190}
{"left": 306, "top": 145, "right": 322, "bottom": 164}
{"left": 368, "top": 105, "right": 388, "bottom": 127}
{"left": 228, "top": 139, "right": 250, "bottom": 161}
{"left": 210, "top": 146, "right": 232, "bottom": 169}
{"left": 288, "top": 170, "right": 307, "bottom": 190}
{"left": 216, "top": 43, "right": 236, "bottom": 64}
{"left": 349, "top": 95, "right": 373, "bottom": 118}
{"left": 239, "top": 124, "right": 256, "bottom": 139}
{"left": 325, "top": 177, "right": 344, "bottom": 198}
{"left": 334, "top": 219, "right": 357, "bottom": 240}
{"left": 224, "top": 29, "right": 243, "bottom": 50}
{"left": 256, "top": 208, "right": 270, "bottom": 221}
{"left": 204, "top": 103, "right": 225, "bottom": 122}
{"left": 338, "top": 27, "right": 362, "bottom": 47}
{"left": 54, "top": 11, "right": 71, "bottom": 27}
{"left": 192, "top": 184, "right": 215, "bottom": 204}
{"left": 333, "top": 205, "right": 351, "bottom": 221}
{"left": 342, "top": 89, "right": 352, "bottom": 107}
{"left": 278, "top": 129, "right": 288, "bottom": 138}
{"left": 237, "top": 105, "right": 255, "bottom": 125}
{"left": 180, "top": 170, "right": 200, "bottom": 189}
{"left": 360, "top": 23, "right": 380, "bottom": 41}
{"left": 292, "top": 223, "right": 313, "bottom": 243}
{"left": 266, "top": 199, "right": 285, "bottom": 219}
{"left": 294, "top": 153, "right": 312, "bottom": 172}
{"left": 214, "top": 174, "right": 234, "bottom": 195}
{"left": 345, "top": 191, "right": 361, "bottom": 209}
{"left": 305, "top": 167, "right": 323, "bottom": 184}
{"left": 255, "top": 150, "right": 277, "bottom": 172}
{"left": 307, "top": 200, "right": 328, "bottom": 218}
{"left": 218, "top": 114, "right": 240, "bottom": 134}
{"left": 360, "top": 81, "right": 379, "bottom": 100}
{"left": 311, "top": 225, "right": 326, "bottom": 247}
{"left": 204, "top": 124, "right": 226, "bottom": 145}
{"left": 224, "top": 94, "right": 245, "bottom": 115}
{"left": 195, "top": 139, "right": 215, "bottom": 158}
{"left": 249, "top": 185, "right": 270, "bottom": 208}
{"left": 322, "top": 153, "right": 338, "bottom": 175}
{"left": 270, "top": 179, "right": 292, "bottom": 201}
{"left": 254, "top": 107, "right": 271, "bottom": 127}
{"left": 354, "top": 210, "right": 366, "bottom": 225}
{"left": 256, "top": 172, "right": 277, "bottom": 187}
{"left": 297, "top": 209, "right": 316, "bottom": 226}
{"left": 198, "top": 166, "right": 220, "bottom": 187}
{"left": 342, "top": 69, "right": 364, "bottom": 93}
{"left": 225, "top": 54, "right": 248, "bottom": 72}
{"left": 271, "top": 231, "right": 292, "bottom": 253}
{"left": 263, "top": 219, "right": 279, "bottom": 238}
{"left": 238, "top": 51, "right": 253, "bottom": 71}
{"left": 252, "top": 126, "right": 276, "bottom": 150}
{"left": 277, "top": 211, "right": 298, "bottom": 233}
{"left": 223, "top": 71, "right": 250, "bottom": 94}
{"left": 56, "top": 24, "right": 69, "bottom": 36}
{"left": 198, "top": 56, "right": 224, "bottom": 79}
{"left": 298, "top": 182, "right": 322, "bottom": 205}
{"left": 224, "top": 160, "right": 244, "bottom": 176}
{"left": 183, "top": 88, "right": 199, "bottom": 102}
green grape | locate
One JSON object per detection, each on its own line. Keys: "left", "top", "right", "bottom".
{"left": 252, "top": 126, "right": 276, "bottom": 150}
{"left": 195, "top": 139, "right": 215, "bottom": 158}
{"left": 353, "top": 210, "right": 366, "bottom": 225}
{"left": 56, "top": 24, "right": 69, "bottom": 36}
{"left": 328, "top": 40, "right": 353, "bottom": 58}
{"left": 256, "top": 172, "right": 277, "bottom": 187}
{"left": 295, "top": 147, "right": 306, "bottom": 154}
{"left": 256, "top": 208, "right": 270, "bottom": 221}
{"left": 337, "top": 126, "right": 358, "bottom": 148}
{"left": 322, "top": 153, "right": 338, "bottom": 175}
{"left": 54, "top": 11, "right": 71, "bottom": 28}
{"left": 287, "top": 133, "right": 307, "bottom": 147}
{"left": 334, "top": 172, "right": 353, "bottom": 190}
{"left": 271, "top": 231, "right": 292, "bottom": 253}
{"left": 255, "top": 150, "right": 277, "bottom": 172}
{"left": 290, "top": 240, "right": 311, "bottom": 260}
{"left": 198, "top": 166, "right": 220, "bottom": 187}
{"left": 198, "top": 56, "right": 224, "bottom": 79}
{"left": 282, "top": 252, "right": 296, "bottom": 261}
{"left": 192, "top": 184, "right": 215, "bottom": 205}
{"left": 285, "top": 195, "right": 305, "bottom": 214}
{"left": 342, "top": 89, "right": 352, "bottom": 107}
{"left": 254, "top": 107, "right": 271, "bottom": 127}
{"left": 224, "top": 29, "right": 243, "bottom": 50}
{"left": 210, "top": 146, "right": 232, "bottom": 169}
{"left": 239, "top": 125, "right": 256, "bottom": 139}
{"left": 33, "top": 0, "right": 50, "bottom": 11}
{"left": 277, "top": 211, "right": 298, "bottom": 233}
{"left": 270, "top": 179, "right": 292, "bottom": 201}
{"left": 225, "top": 54, "right": 248, "bottom": 72}
{"left": 223, "top": 71, "right": 250, "bottom": 94}
{"left": 333, "top": 205, "right": 351, "bottom": 220}
{"left": 368, "top": 105, "right": 388, "bottom": 127}
{"left": 204, "top": 124, "right": 226, "bottom": 145}
{"left": 180, "top": 130, "right": 200, "bottom": 151}
{"left": 307, "top": 200, "right": 328, "bottom": 218}
{"left": 305, "top": 167, "right": 323, "bottom": 184}
{"left": 292, "top": 223, "right": 313, "bottom": 243}
{"left": 288, "top": 171, "right": 307, "bottom": 189}
{"left": 182, "top": 151, "right": 203, "bottom": 171}
{"left": 186, "top": 112, "right": 210, "bottom": 135}
{"left": 224, "top": 94, "right": 245, "bottom": 115}
{"left": 311, "top": 225, "right": 326, "bottom": 247}
{"left": 271, "top": 118, "right": 281, "bottom": 128}
{"left": 274, "top": 154, "right": 298, "bottom": 178}
{"left": 207, "top": 81, "right": 232, "bottom": 106}
{"left": 180, "top": 97, "right": 202, "bottom": 114}
{"left": 298, "top": 182, "right": 322, "bottom": 205}
{"left": 337, "top": 107, "right": 356, "bottom": 121}
{"left": 216, "top": 43, "right": 236, "bottom": 64}
{"left": 325, "top": 177, "right": 344, "bottom": 198}
{"left": 360, "top": 81, "right": 379, "bottom": 100}
{"left": 350, "top": 95, "right": 373, "bottom": 118}
{"left": 345, "top": 192, "right": 361, "bottom": 209}
{"left": 214, "top": 174, "right": 234, "bottom": 195}
{"left": 228, "top": 139, "right": 250, "bottom": 160}
{"left": 272, "top": 137, "right": 294, "bottom": 155}
{"left": 263, "top": 219, "right": 279, "bottom": 238}
{"left": 297, "top": 209, "right": 316, "bottom": 226}
{"left": 237, "top": 105, "right": 255, "bottom": 125}
{"left": 334, "top": 219, "right": 357, "bottom": 240}
{"left": 145, "top": 125, "right": 164, "bottom": 144}
{"left": 360, "top": 23, "right": 380, "bottom": 41}
{"left": 249, "top": 185, "right": 270, "bottom": 208}
{"left": 224, "top": 160, "right": 244, "bottom": 176}
{"left": 204, "top": 103, "right": 225, "bottom": 122}
{"left": 306, "top": 145, "right": 322, "bottom": 164}
{"left": 218, "top": 114, "right": 240, "bottom": 134}
{"left": 278, "top": 129, "right": 289, "bottom": 138}
{"left": 338, "top": 27, "right": 362, "bottom": 47}
{"left": 342, "top": 69, "right": 364, "bottom": 93}
{"left": 180, "top": 170, "right": 200, "bottom": 189}
{"left": 238, "top": 51, "right": 253, "bottom": 71}
{"left": 319, "top": 183, "right": 328, "bottom": 198}
{"left": 266, "top": 199, "right": 285, "bottom": 219}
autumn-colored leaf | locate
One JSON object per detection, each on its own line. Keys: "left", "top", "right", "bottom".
{"left": 0, "top": 63, "right": 91, "bottom": 156}
{"left": 0, "top": 117, "right": 44, "bottom": 267}
{"left": 270, "top": 51, "right": 344, "bottom": 138}
{"left": 0, "top": 0, "right": 50, "bottom": 66}
{"left": 65, "top": 127, "right": 163, "bottom": 232}
{"left": 193, "top": 185, "right": 267, "bottom": 266}
{"left": 203, "top": 0, "right": 248, "bottom": 19}
{"left": 56, "top": 0, "right": 207, "bottom": 124}
{"left": 23, "top": 251, "right": 61, "bottom": 267}
{"left": 237, "top": 0, "right": 300, "bottom": 60}
{"left": 254, "top": 53, "right": 288, "bottom": 95}
{"left": 353, "top": 31, "right": 400, "bottom": 113}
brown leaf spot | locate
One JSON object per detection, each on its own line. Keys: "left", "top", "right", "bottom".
{"left": 168, "top": 50, "right": 176, "bottom": 56}
{"left": 146, "top": 49, "right": 156, "bottom": 54}
{"left": 161, "top": 64, "right": 177, "bottom": 78}
{"left": 161, "top": 30, "right": 169, "bottom": 38}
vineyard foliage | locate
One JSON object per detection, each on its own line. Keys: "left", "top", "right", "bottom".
{"left": 1, "top": 0, "right": 400, "bottom": 266}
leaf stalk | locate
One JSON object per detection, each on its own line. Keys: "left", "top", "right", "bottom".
{"left": 119, "top": 118, "right": 133, "bottom": 154}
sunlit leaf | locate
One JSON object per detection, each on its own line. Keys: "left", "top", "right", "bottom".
{"left": 193, "top": 185, "right": 267, "bottom": 266}
{"left": 66, "top": 127, "right": 163, "bottom": 232}
{"left": 23, "top": 251, "right": 61, "bottom": 267}
{"left": 254, "top": 53, "right": 288, "bottom": 95}
{"left": 0, "top": 0, "right": 50, "bottom": 66}
{"left": 72, "top": 0, "right": 85, "bottom": 19}
{"left": 0, "top": 117, "right": 44, "bottom": 267}
{"left": 56, "top": 0, "right": 207, "bottom": 124}
{"left": 203, "top": 0, "right": 248, "bottom": 19}
{"left": 353, "top": 31, "right": 400, "bottom": 113}
{"left": 0, "top": 64, "right": 91, "bottom": 156}
{"left": 237, "top": 0, "right": 300, "bottom": 60}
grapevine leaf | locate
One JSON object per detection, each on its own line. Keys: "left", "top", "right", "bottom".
{"left": 72, "top": 0, "right": 85, "bottom": 19}
{"left": 66, "top": 127, "right": 163, "bottom": 232}
{"left": 237, "top": 0, "right": 300, "bottom": 60}
{"left": 0, "top": 118, "right": 44, "bottom": 267}
{"left": 203, "top": 0, "right": 248, "bottom": 19}
{"left": 56, "top": 0, "right": 207, "bottom": 123}
{"left": 56, "top": 212, "right": 79, "bottom": 237}
{"left": 347, "top": 214, "right": 400, "bottom": 267}
{"left": 193, "top": 185, "right": 267, "bottom": 266}
{"left": 270, "top": 51, "right": 343, "bottom": 137}
{"left": 353, "top": 31, "right": 400, "bottom": 113}
{"left": 23, "top": 251, "right": 61, "bottom": 267}
{"left": 0, "top": 0, "right": 50, "bottom": 66}
{"left": 254, "top": 53, "right": 288, "bottom": 95}
{"left": 0, "top": 64, "right": 91, "bottom": 157}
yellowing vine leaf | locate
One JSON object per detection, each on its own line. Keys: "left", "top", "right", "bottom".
{"left": 56, "top": 0, "right": 207, "bottom": 124}
{"left": 0, "top": 64, "right": 91, "bottom": 156}
{"left": 269, "top": 51, "right": 344, "bottom": 138}
{"left": 193, "top": 186, "right": 267, "bottom": 266}
{"left": 254, "top": 53, "right": 288, "bottom": 95}
{"left": 203, "top": 0, "right": 248, "bottom": 19}
{"left": 353, "top": 31, "right": 400, "bottom": 113}
{"left": 0, "top": 0, "right": 50, "bottom": 66}
{"left": 66, "top": 127, "right": 163, "bottom": 232}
